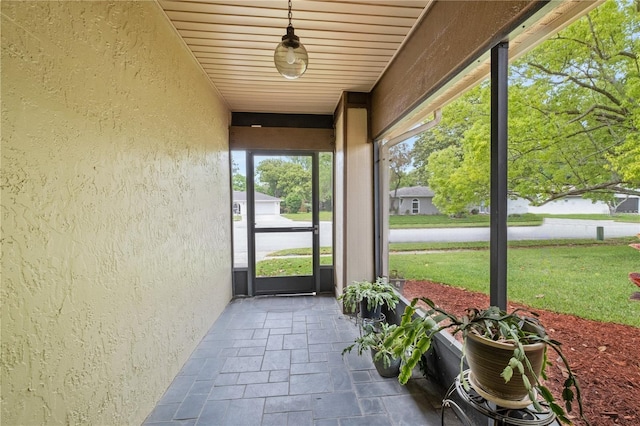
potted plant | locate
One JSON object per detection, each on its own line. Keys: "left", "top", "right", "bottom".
{"left": 389, "top": 270, "right": 406, "bottom": 293}
{"left": 342, "top": 322, "right": 402, "bottom": 378}
{"left": 339, "top": 277, "right": 399, "bottom": 319}
{"left": 382, "top": 297, "right": 585, "bottom": 424}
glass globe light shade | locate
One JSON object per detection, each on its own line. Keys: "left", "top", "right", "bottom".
{"left": 274, "top": 25, "right": 308, "bottom": 79}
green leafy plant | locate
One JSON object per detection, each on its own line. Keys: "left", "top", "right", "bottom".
{"left": 383, "top": 297, "right": 586, "bottom": 424}
{"left": 338, "top": 277, "right": 399, "bottom": 314}
{"left": 342, "top": 322, "right": 400, "bottom": 369}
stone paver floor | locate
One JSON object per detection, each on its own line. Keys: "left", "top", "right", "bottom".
{"left": 143, "top": 295, "right": 459, "bottom": 425}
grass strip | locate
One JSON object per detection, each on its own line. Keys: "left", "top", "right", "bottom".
{"left": 263, "top": 237, "right": 637, "bottom": 257}
{"left": 256, "top": 255, "right": 332, "bottom": 277}
{"left": 388, "top": 237, "right": 638, "bottom": 252}
{"left": 541, "top": 213, "right": 640, "bottom": 223}
{"left": 281, "top": 212, "right": 333, "bottom": 221}
{"left": 266, "top": 247, "right": 333, "bottom": 256}
{"left": 390, "top": 213, "right": 543, "bottom": 228}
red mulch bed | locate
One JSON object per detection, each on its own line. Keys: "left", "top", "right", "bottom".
{"left": 403, "top": 280, "right": 640, "bottom": 426}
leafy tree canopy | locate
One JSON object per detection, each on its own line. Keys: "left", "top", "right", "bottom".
{"left": 256, "top": 158, "right": 310, "bottom": 199}
{"left": 254, "top": 154, "right": 334, "bottom": 212}
{"left": 232, "top": 159, "right": 246, "bottom": 191}
{"left": 232, "top": 173, "right": 246, "bottom": 191}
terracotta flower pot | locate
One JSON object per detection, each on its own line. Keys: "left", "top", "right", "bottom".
{"left": 464, "top": 331, "right": 546, "bottom": 408}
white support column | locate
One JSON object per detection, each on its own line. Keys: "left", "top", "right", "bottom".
{"left": 334, "top": 101, "right": 374, "bottom": 297}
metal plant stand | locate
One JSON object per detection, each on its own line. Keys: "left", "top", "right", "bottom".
{"left": 359, "top": 312, "right": 386, "bottom": 336}
{"left": 441, "top": 370, "right": 556, "bottom": 426}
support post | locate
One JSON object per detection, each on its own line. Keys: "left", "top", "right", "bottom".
{"left": 313, "top": 153, "right": 321, "bottom": 294}
{"left": 490, "top": 42, "right": 509, "bottom": 310}
{"left": 374, "top": 141, "right": 382, "bottom": 278}
{"left": 246, "top": 152, "right": 255, "bottom": 296}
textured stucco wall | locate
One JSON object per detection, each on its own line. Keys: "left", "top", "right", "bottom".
{"left": 1, "top": 2, "right": 232, "bottom": 424}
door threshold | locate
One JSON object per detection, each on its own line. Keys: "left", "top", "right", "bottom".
{"left": 274, "top": 292, "right": 316, "bottom": 297}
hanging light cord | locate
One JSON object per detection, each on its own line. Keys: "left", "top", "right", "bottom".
{"left": 288, "top": 0, "right": 293, "bottom": 26}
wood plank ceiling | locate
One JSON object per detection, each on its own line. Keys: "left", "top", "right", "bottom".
{"left": 158, "top": 0, "right": 432, "bottom": 115}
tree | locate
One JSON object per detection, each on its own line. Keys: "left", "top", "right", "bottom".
{"left": 231, "top": 159, "right": 246, "bottom": 191}
{"left": 388, "top": 143, "right": 413, "bottom": 214}
{"left": 289, "top": 154, "right": 335, "bottom": 212}
{"left": 255, "top": 158, "right": 285, "bottom": 197}
{"left": 402, "top": 169, "right": 422, "bottom": 188}
{"left": 232, "top": 173, "right": 246, "bottom": 191}
{"left": 318, "top": 153, "right": 333, "bottom": 211}
{"left": 255, "top": 158, "right": 311, "bottom": 207}
{"left": 411, "top": 86, "right": 487, "bottom": 186}
{"left": 419, "top": 0, "right": 640, "bottom": 214}
{"left": 512, "top": 0, "right": 640, "bottom": 206}
{"left": 253, "top": 155, "right": 333, "bottom": 213}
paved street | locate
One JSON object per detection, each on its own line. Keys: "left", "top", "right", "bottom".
{"left": 390, "top": 218, "right": 640, "bottom": 243}
{"left": 233, "top": 216, "right": 332, "bottom": 266}
{"left": 234, "top": 217, "right": 639, "bottom": 265}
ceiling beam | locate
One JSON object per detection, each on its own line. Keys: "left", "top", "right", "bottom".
{"left": 370, "top": 0, "right": 547, "bottom": 140}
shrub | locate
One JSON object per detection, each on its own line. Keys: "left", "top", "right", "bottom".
{"left": 285, "top": 193, "right": 302, "bottom": 213}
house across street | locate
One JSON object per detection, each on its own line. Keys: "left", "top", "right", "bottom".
{"left": 389, "top": 186, "right": 640, "bottom": 216}
{"left": 233, "top": 190, "right": 281, "bottom": 216}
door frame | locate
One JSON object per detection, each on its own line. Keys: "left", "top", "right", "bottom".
{"left": 246, "top": 150, "right": 321, "bottom": 296}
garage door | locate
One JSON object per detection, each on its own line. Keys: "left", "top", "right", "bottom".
{"left": 255, "top": 201, "right": 275, "bottom": 215}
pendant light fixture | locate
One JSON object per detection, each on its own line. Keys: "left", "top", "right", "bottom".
{"left": 274, "top": 0, "right": 308, "bottom": 79}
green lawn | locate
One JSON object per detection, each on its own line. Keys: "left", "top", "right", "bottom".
{"left": 388, "top": 213, "right": 542, "bottom": 228}
{"left": 388, "top": 237, "right": 639, "bottom": 252}
{"left": 266, "top": 247, "right": 333, "bottom": 256}
{"left": 258, "top": 237, "right": 640, "bottom": 326}
{"left": 256, "top": 255, "right": 333, "bottom": 276}
{"left": 281, "top": 212, "right": 333, "bottom": 221}
{"left": 263, "top": 237, "right": 637, "bottom": 257}
{"left": 540, "top": 213, "right": 640, "bottom": 223}
{"left": 389, "top": 244, "right": 640, "bottom": 327}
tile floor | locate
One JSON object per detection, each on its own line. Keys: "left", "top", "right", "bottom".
{"left": 143, "top": 295, "right": 461, "bottom": 425}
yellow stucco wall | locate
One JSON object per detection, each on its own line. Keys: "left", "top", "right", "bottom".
{"left": 1, "top": 2, "right": 232, "bottom": 424}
